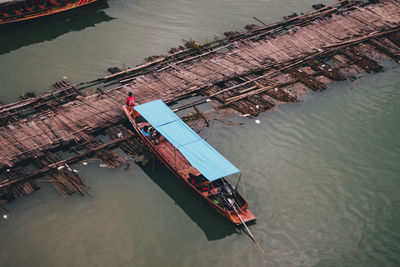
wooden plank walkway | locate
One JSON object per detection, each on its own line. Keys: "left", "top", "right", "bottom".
{"left": 0, "top": 0, "right": 400, "bottom": 173}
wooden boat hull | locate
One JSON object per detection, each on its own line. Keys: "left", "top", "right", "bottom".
{"left": 0, "top": 0, "right": 106, "bottom": 28}
{"left": 123, "top": 106, "right": 256, "bottom": 225}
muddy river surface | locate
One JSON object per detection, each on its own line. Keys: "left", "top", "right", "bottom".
{"left": 1, "top": 0, "right": 400, "bottom": 266}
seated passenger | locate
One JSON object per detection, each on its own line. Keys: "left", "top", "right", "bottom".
{"left": 141, "top": 125, "right": 151, "bottom": 138}
{"left": 141, "top": 126, "right": 159, "bottom": 144}
{"left": 149, "top": 126, "right": 159, "bottom": 139}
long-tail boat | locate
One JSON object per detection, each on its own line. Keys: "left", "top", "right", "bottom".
{"left": 123, "top": 99, "right": 256, "bottom": 225}
{"left": 0, "top": 0, "right": 103, "bottom": 27}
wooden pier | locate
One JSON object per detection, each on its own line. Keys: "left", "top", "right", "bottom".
{"left": 1, "top": 0, "right": 400, "bottom": 203}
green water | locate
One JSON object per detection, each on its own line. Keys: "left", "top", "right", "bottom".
{"left": 1, "top": 0, "right": 400, "bottom": 266}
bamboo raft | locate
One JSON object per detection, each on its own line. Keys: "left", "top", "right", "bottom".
{"left": 1, "top": 0, "right": 400, "bottom": 204}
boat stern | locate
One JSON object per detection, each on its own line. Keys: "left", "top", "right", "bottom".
{"left": 229, "top": 209, "right": 257, "bottom": 225}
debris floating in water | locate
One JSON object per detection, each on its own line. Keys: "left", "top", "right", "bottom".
{"left": 82, "top": 162, "right": 88, "bottom": 166}
{"left": 65, "top": 164, "right": 72, "bottom": 172}
{"left": 255, "top": 119, "right": 260, "bottom": 124}
{"left": 3, "top": 214, "right": 9, "bottom": 220}
{"left": 99, "top": 164, "right": 107, "bottom": 168}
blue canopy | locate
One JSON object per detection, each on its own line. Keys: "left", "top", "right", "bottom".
{"left": 134, "top": 100, "right": 240, "bottom": 181}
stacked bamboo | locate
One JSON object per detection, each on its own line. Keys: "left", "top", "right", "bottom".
{"left": 33, "top": 152, "right": 89, "bottom": 197}
{"left": 0, "top": 168, "right": 40, "bottom": 200}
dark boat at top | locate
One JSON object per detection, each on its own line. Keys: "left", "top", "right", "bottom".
{"left": 123, "top": 99, "right": 256, "bottom": 225}
{"left": 0, "top": 0, "right": 103, "bottom": 27}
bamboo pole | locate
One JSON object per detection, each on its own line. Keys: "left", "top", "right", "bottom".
{"left": 0, "top": 133, "right": 134, "bottom": 188}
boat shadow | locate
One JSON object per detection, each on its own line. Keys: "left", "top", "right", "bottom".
{"left": 0, "top": 1, "right": 113, "bottom": 55}
{"left": 139, "top": 160, "right": 241, "bottom": 241}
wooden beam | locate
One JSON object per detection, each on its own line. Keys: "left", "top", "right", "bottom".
{"left": 217, "top": 80, "right": 297, "bottom": 109}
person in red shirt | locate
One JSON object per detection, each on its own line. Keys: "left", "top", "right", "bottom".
{"left": 126, "top": 92, "right": 140, "bottom": 119}
{"left": 126, "top": 92, "right": 135, "bottom": 108}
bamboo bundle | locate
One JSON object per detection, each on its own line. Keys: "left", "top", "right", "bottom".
{"left": 0, "top": 168, "right": 40, "bottom": 200}
{"left": 32, "top": 152, "right": 89, "bottom": 197}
